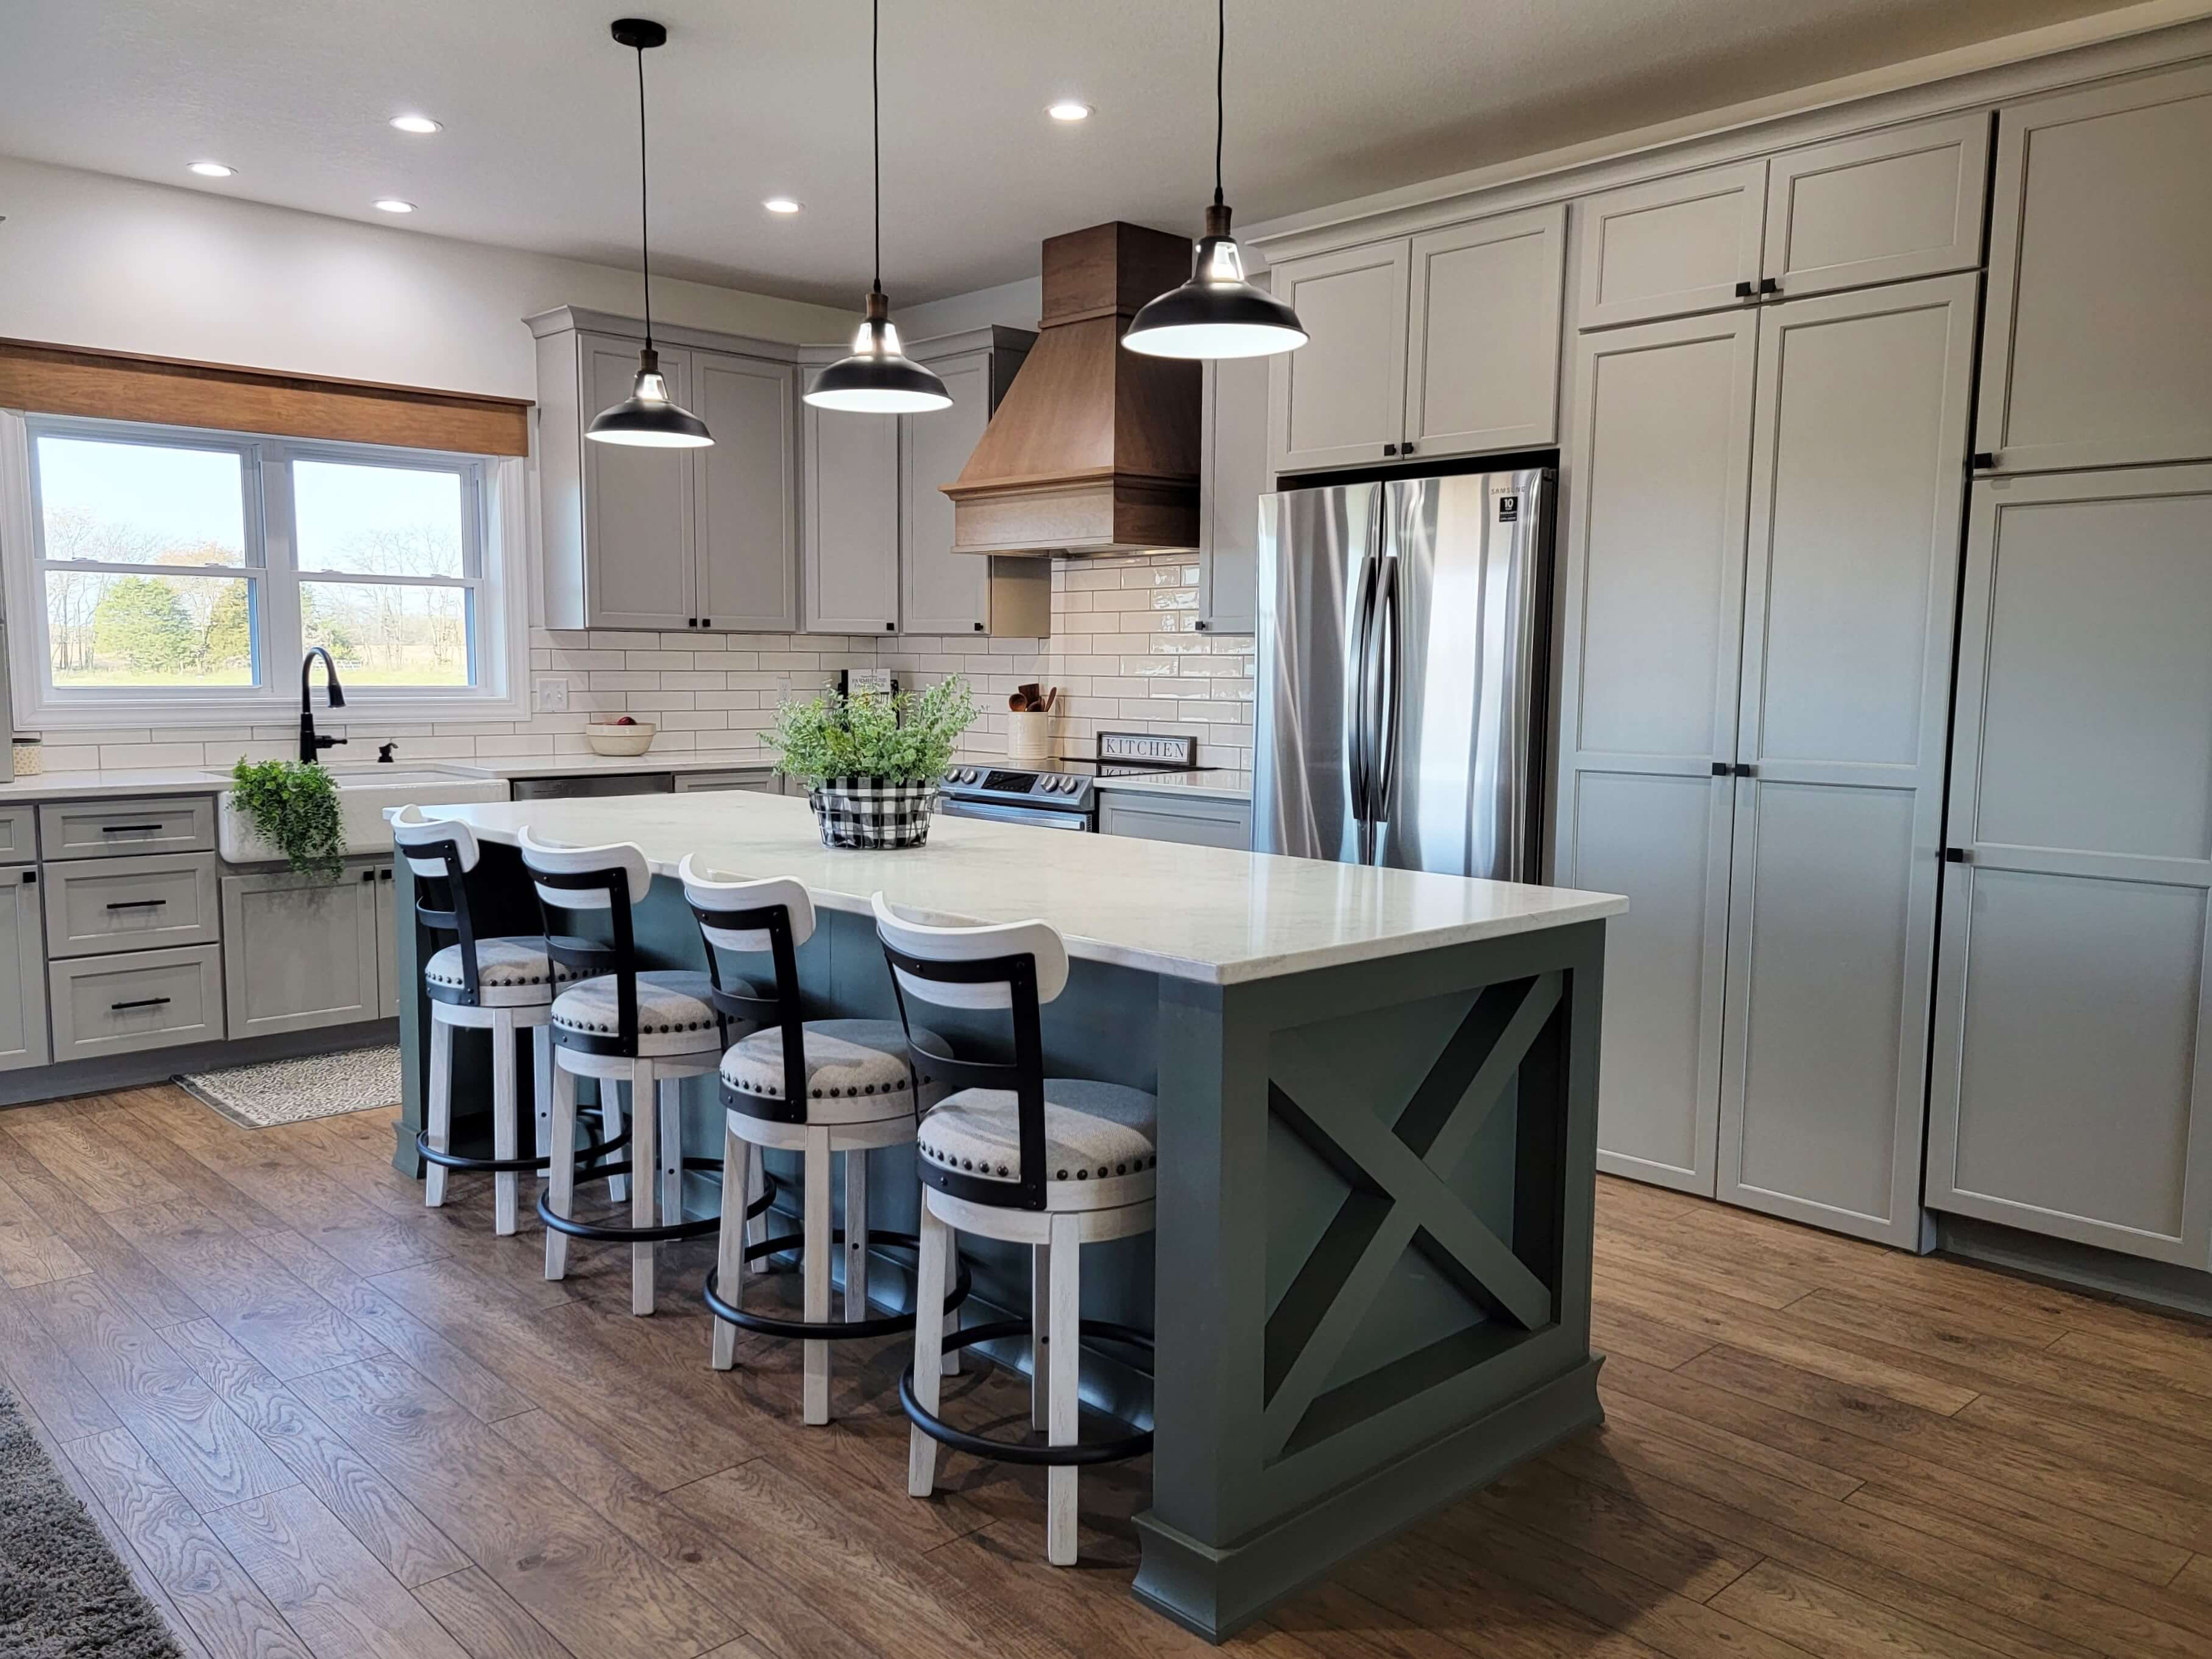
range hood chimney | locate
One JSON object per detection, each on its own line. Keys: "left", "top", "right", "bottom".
{"left": 944, "top": 222, "right": 1201, "bottom": 557}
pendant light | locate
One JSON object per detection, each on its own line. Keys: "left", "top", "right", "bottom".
{"left": 1123, "top": 0, "right": 1307, "bottom": 360}
{"left": 587, "top": 18, "right": 712, "bottom": 447}
{"left": 804, "top": 0, "right": 951, "bottom": 413}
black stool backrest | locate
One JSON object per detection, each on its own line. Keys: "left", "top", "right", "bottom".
{"left": 679, "top": 858, "right": 816, "bottom": 1124}
{"left": 520, "top": 828, "right": 648, "bottom": 1057}
{"left": 391, "top": 805, "right": 484, "bottom": 1004}
{"left": 871, "top": 892, "right": 1069, "bottom": 1213}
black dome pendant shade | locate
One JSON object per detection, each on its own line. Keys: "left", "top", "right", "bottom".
{"left": 1123, "top": 0, "right": 1308, "bottom": 360}
{"left": 588, "top": 18, "right": 714, "bottom": 447}
{"left": 804, "top": 0, "right": 950, "bottom": 414}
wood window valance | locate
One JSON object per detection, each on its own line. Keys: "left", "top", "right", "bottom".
{"left": 0, "top": 338, "right": 531, "bottom": 456}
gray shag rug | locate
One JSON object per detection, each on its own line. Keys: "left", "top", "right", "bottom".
{"left": 176, "top": 1043, "right": 402, "bottom": 1129}
{"left": 0, "top": 1388, "right": 188, "bottom": 1657}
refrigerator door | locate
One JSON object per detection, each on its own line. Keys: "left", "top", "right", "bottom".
{"left": 1372, "top": 471, "right": 1553, "bottom": 879}
{"left": 1254, "top": 482, "right": 1383, "bottom": 862}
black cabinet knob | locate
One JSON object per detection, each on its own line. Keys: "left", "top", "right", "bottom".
{"left": 1971, "top": 452, "right": 1998, "bottom": 471}
{"left": 1402, "top": 441, "right": 1418, "bottom": 456}
{"left": 1383, "top": 442, "right": 1399, "bottom": 456}
{"left": 1758, "top": 277, "right": 1780, "bottom": 295}
{"left": 973, "top": 622, "right": 985, "bottom": 632}
{"left": 885, "top": 622, "right": 896, "bottom": 631}
{"left": 1734, "top": 280, "right": 1756, "bottom": 299}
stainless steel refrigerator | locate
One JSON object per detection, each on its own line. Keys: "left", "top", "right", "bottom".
{"left": 1253, "top": 469, "right": 1554, "bottom": 878}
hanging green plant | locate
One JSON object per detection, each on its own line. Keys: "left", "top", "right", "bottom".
{"left": 229, "top": 759, "right": 346, "bottom": 882}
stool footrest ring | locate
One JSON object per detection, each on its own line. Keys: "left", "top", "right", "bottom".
{"left": 536, "top": 1160, "right": 776, "bottom": 1245}
{"left": 703, "top": 1230, "right": 973, "bottom": 1342}
{"left": 899, "top": 1317, "right": 1155, "bottom": 1467}
{"left": 417, "top": 1115, "right": 628, "bottom": 1176}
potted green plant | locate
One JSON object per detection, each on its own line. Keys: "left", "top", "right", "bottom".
{"left": 767, "top": 677, "right": 976, "bottom": 849}
{"left": 227, "top": 759, "right": 347, "bottom": 881}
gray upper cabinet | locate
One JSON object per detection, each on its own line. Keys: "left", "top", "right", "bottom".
{"left": 1928, "top": 464, "right": 2212, "bottom": 1268}
{"left": 1198, "top": 350, "right": 1269, "bottom": 634}
{"left": 693, "top": 351, "right": 799, "bottom": 631}
{"left": 530, "top": 308, "right": 801, "bottom": 633}
{"left": 1759, "top": 113, "right": 1989, "bottom": 299}
{"left": 1556, "top": 308, "right": 1759, "bottom": 1197}
{"left": 1575, "top": 160, "right": 1767, "bottom": 330}
{"left": 801, "top": 394, "right": 901, "bottom": 634}
{"left": 1977, "top": 65, "right": 2212, "bottom": 474}
{"left": 899, "top": 331, "right": 1048, "bottom": 638}
{"left": 1403, "top": 205, "right": 1566, "bottom": 457}
{"left": 220, "top": 867, "right": 384, "bottom": 1039}
{"left": 1267, "top": 240, "right": 1412, "bottom": 472}
{"left": 1715, "top": 274, "right": 1976, "bottom": 1249}
{"left": 0, "top": 869, "right": 49, "bottom": 1073}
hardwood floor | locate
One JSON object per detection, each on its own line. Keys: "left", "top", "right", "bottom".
{"left": 2, "top": 1084, "right": 2209, "bottom": 1659}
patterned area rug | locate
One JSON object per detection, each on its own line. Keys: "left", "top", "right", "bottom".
{"left": 0, "top": 1386, "right": 187, "bottom": 1657}
{"left": 176, "top": 1043, "right": 402, "bottom": 1129}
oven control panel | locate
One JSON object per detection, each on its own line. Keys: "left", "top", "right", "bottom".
{"left": 943, "top": 767, "right": 1094, "bottom": 808}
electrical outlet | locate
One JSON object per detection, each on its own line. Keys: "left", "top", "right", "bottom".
{"left": 534, "top": 677, "right": 570, "bottom": 712}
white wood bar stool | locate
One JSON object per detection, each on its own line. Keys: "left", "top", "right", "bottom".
{"left": 873, "top": 892, "right": 1157, "bottom": 1566}
{"left": 523, "top": 827, "right": 732, "bottom": 1315}
{"left": 394, "top": 806, "right": 605, "bottom": 1235}
{"left": 682, "top": 857, "right": 968, "bottom": 1426}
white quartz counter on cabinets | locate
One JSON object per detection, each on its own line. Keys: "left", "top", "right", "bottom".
{"left": 414, "top": 789, "right": 1622, "bottom": 986}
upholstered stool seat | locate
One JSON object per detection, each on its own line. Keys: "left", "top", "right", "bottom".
{"left": 424, "top": 938, "right": 586, "bottom": 1006}
{"left": 684, "top": 859, "right": 969, "bottom": 1426}
{"left": 916, "top": 1080, "right": 1157, "bottom": 1198}
{"left": 550, "top": 970, "right": 737, "bottom": 1053}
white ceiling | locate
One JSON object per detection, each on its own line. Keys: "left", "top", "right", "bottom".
{"left": 0, "top": 0, "right": 2154, "bottom": 307}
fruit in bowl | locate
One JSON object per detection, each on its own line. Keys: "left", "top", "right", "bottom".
{"left": 584, "top": 718, "right": 658, "bottom": 756}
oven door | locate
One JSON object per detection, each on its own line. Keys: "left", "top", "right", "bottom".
{"left": 937, "top": 798, "right": 1093, "bottom": 831}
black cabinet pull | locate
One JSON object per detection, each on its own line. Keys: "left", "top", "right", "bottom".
{"left": 1195, "top": 620, "right": 1211, "bottom": 632}
{"left": 20, "top": 871, "right": 36, "bottom": 885}
{"left": 99, "top": 823, "right": 165, "bottom": 835}
{"left": 1382, "top": 442, "right": 1399, "bottom": 456}
{"left": 1402, "top": 441, "right": 1418, "bottom": 456}
{"left": 1943, "top": 847, "right": 1973, "bottom": 864}
{"left": 110, "top": 996, "right": 171, "bottom": 1011}
{"left": 1734, "top": 280, "right": 1756, "bottom": 299}
{"left": 1758, "top": 277, "right": 1780, "bottom": 295}
{"left": 380, "top": 869, "right": 393, "bottom": 881}
{"left": 973, "top": 622, "right": 985, "bottom": 632}
{"left": 105, "top": 899, "right": 167, "bottom": 911}
{"left": 1971, "top": 452, "right": 1998, "bottom": 471}
{"left": 1711, "top": 761, "right": 1731, "bottom": 776}
{"left": 701, "top": 617, "right": 712, "bottom": 628}
{"left": 884, "top": 622, "right": 896, "bottom": 631}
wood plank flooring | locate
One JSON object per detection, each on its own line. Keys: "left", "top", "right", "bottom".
{"left": 2, "top": 1083, "right": 2208, "bottom": 1659}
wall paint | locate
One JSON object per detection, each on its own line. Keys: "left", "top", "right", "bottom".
{"left": 0, "top": 155, "right": 851, "bottom": 398}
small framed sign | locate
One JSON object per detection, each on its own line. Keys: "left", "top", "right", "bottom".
{"left": 1098, "top": 730, "right": 1197, "bottom": 766}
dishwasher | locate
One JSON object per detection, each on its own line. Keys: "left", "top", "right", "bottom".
{"left": 508, "top": 772, "right": 676, "bottom": 801}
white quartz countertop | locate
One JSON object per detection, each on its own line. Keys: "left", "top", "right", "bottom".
{"left": 0, "top": 753, "right": 771, "bottom": 804}
{"left": 416, "top": 791, "right": 1624, "bottom": 986}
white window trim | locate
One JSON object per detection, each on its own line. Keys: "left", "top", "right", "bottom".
{"left": 0, "top": 409, "right": 531, "bottom": 729}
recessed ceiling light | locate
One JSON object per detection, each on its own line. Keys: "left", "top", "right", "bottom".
{"left": 389, "top": 113, "right": 441, "bottom": 135}
{"left": 763, "top": 196, "right": 802, "bottom": 215}
{"left": 188, "top": 160, "right": 236, "bottom": 177}
{"left": 373, "top": 198, "right": 416, "bottom": 214}
{"left": 1046, "top": 101, "right": 1092, "bottom": 122}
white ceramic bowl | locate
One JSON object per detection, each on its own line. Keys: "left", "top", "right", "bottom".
{"left": 584, "top": 721, "right": 658, "bottom": 757}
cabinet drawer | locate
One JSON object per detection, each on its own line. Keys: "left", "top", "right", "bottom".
{"left": 39, "top": 795, "right": 214, "bottom": 858}
{"left": 0, "top": 806, "right": 34, "bottom": 862}
{"left": 44, "top": 851, "right": 221, "bottom": 958}
{"left": 1098, "top": 793, "right": 1253, "bottom": 848}
{"left": 49, "top": 944, "right": 225, "bottom": 1060}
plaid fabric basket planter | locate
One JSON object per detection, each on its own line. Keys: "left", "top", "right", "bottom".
{"left": 807, "top": 776, "right": 940, "bottom": 849}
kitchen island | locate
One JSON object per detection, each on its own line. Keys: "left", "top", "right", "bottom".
{"left": 395, "top": 790, "right": 1622, "bottom": 1639}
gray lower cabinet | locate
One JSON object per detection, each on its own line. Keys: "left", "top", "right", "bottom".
{"left": 220, "top": 867, "right": 384, "bottom": 1039}
{"left": 49, "top": 945, "right": 224, "bottom": 1059}
{"left": 1098, "top": 792, "right": 1252, "bottom": 849}
{"left": 0, "top": 867, "right": 49, "bottom": 1071}
{"left": 1927, "top": 464, "right": 2212, "bottom": 1268}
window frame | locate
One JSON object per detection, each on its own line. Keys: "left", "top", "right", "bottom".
{"left": 1, "top": 410, "right": 530, "bottom": 728}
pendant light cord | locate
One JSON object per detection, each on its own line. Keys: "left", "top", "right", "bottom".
{"left": 1213, "top": 0, "right": 1226, "bottom": 208}
{"left": 634, "top": 41, "right": 654, "bottom": 349}
{"left": 871, "top": 0, "right": 883, "bottom": 299}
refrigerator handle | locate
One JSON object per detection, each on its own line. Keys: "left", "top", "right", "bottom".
{"left": 1348, "top": 547, "right": 1381, "bottom": 823}
{"left": 1372, "top": 555, "right": 1403, "bottom": 823}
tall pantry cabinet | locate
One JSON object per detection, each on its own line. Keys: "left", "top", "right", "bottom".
{"left": 1924, "top": 62, "right": 2212, "bottom": 1268}
{"left": 1557, "top": 114, "right": 1985, "bottom": 1246}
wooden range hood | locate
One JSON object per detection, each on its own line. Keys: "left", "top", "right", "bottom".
{"left": 943, "top": 222, "right": 1201, "bottom": 557}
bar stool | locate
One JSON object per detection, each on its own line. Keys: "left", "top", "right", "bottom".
{"left": 392, "top": 806, "right": 614, "bottom": 1235}
{"left": 525, "top": 828, "right": 757, "bottom": 1315}
{"left": 683, "top": 856, "right": 970, "bottom": 1426}
{"left": 874, "top": 892, "right": 1157, "bottom": 1566}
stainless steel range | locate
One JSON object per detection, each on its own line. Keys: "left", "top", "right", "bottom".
{"left": 937, "top": 731, "right": 1219, "bottom": 832}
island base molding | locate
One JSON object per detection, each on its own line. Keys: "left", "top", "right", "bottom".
{"left": 1132, "top": 1354, "right": 1603, "bottom": 1640}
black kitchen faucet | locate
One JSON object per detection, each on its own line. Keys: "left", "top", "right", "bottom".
{"left": 299, "top": 647, "right": 348, "bottom": 765}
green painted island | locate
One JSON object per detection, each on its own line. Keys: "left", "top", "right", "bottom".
{"left": 391, "top": 790, "right": 1622, "bottom": 1639}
